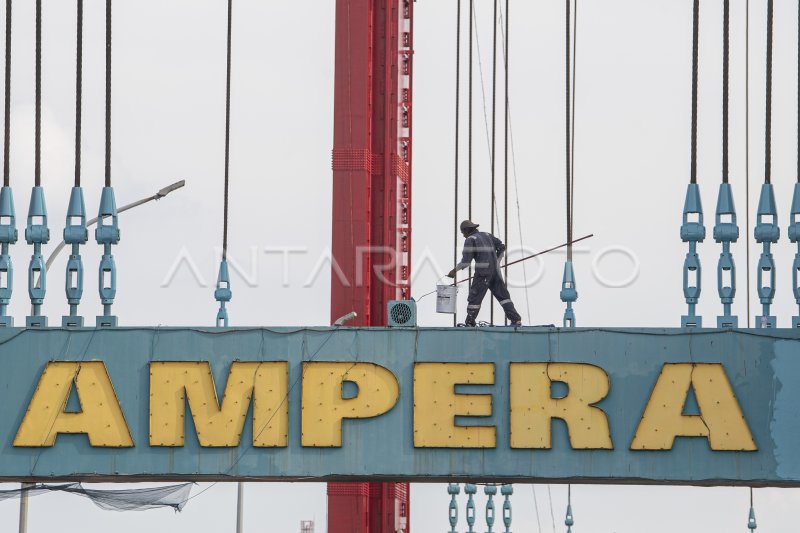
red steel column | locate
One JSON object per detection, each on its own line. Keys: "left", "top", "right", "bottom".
{"left": 329, "top": 0, "right": 412, "bottom": 530}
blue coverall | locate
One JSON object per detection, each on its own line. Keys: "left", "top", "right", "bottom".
{"left": 455, "top": 231, "right": 522, "bottom": 326}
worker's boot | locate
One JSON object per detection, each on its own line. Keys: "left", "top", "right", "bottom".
{"left": 465, "top": 308, "right": 479, "bottom": 327}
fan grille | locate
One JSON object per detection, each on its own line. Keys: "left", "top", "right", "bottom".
{"left": 390, "top": 302, "right": 413, "bottom": 325}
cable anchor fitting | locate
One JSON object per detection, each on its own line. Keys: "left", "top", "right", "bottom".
{"left": 559, "top": 260, "right": 577, "bottom": 328}
{"left": 680, "top": 183, "right": 705, "bottom": 328}
{"left": 564, "top": 503, "right": 574, "bottom": 533}
{"left": 484, "top": 484, "right": 497, "bottom": 532}
{"left": 789, "top": 182, "right": 800, "bottom": 328}
{"left": 713, "top": 182, "right": 739, "bottom": 327}
{"left": 754, "top": 183, "right": 779, "bottom": 328}
{"left": 25, "top": 186, "right": 49, "bottom": 327}
{"left": 464, "top": 483, "right": 477, "bottom": 533}
{"left": 63, "top": 186, "right": 88, "bottom": 327}
{"left": 748, "top": 505, "right": 757, "bottom": 530}
{"left": 447, "top": 483, "right": 460, "bottom": 533}
{"left": 215, "top": 260, "right": 232, "bottom": 327}
{"left": 500, "top": 484, "right": 513, "bottom": 533}
{"left": 95, "top": 186, "right": 119, "bottom": 327}
{"left": 0, "top": 187, "right": 18, "bottom": 326}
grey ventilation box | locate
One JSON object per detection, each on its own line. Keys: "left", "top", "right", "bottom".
{"left": 387, "top": 300, "right": 417, "bottom": 327}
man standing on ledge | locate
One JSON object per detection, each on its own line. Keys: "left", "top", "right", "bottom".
{"left": 447, "top": 220, "right": 522, "bottom": 327}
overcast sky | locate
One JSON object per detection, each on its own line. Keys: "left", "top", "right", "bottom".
{"left": 0, "top": 0, "right": 799, "bottom": 531}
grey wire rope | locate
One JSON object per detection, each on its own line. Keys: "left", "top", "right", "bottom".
{"left": 723, "top": 0, "right": 729, "bottom": 184}
{"left": 565, "top": 0, "right": 572, "bottom": 261}
{"left": 746, "top": 0, "right": 751, "bottom": 326}
{"left": 547, "top": 484, "right": 556, "bottom": 532}
{"left": 764, "top": 0, "right": 773, "bottom": 185}
{"left": 2, "top": 0, "right": 9, "bottom": 187}
{"left": 569, "top": 0, "right": 577, "bottom": 262}
{"left": 104, "top": 0, "right": 111, "bottom": 187}
{"left": 490, "top": 0, "right": 498, "bottom": 323}
{"left": 491, "top": 0, "right": 497, "bottom": 239}
{"left": 690, "top": 0, "right": 699, "bottom": 185}
{"left": 222, "top": 0, "right": 233, "bottom": 260}
{"left": 498, "top": 0, "right": 532, "bottom": 324}
{"left": 34, "top": 0, "right": 40, "bottom": 186}
{"left": 503, "top": 0, "right": 509, "bottom": 325}
{"left": 454, "top": 0, "right": 461, "bottom": 327}
{"left": 531, "top": 485, "right": 543, "bottom": 533}
{"left": 468, "top": 0, "right": 473, "bottom": 285}
{"left": 468, "top": 0, "right": 473, "bottom": 222}
{"left": 75, "top": 0, "right": 83, "bottom": 186}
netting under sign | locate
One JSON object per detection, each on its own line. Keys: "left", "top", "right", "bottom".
{"left": 0, "top": 482, "right": 193, "bottom": 512}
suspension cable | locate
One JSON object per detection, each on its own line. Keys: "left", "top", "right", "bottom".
{"left": 75, "top": 0, "right": 83, "bottom": 186}
{"left": 2, "top": 0, "right": 9, "bottom": 187}
{"left": 569, "top": 0, "right": 577, "bottom": 261}
{"left": 723, "top": 0, "right": 729, "bottom": 184}
{"left": 222, "top": 0, "right": 232, "bottom": 260}
{"left": 34, "top": 0, "right": 40, "bottom": 186}
{"left": 104, "top": 0, "right": 111, "bottom": 186}
{"left": 690, "top": 0, "right": 699, "bottom": 185}
{"left": 565, "top": 0, "right": 572, "bottom": 261}
{"left": 468, "top": 0, "right": 474, "bottom": 221}
{"left": 490, "top": 0, "right": 498, "bottom": 323}
{"left": 753, "top": 0, "right": 778, "bottom": 329}
{"left": 491, "top": 0, "right": 498, "bottom": 238}
{"left": 765, "top": 0, "right": 773, "bottom": 185}
{"left": 454, "top": 0, "right": 461, "bottom": 327}
{"left": 497, "top": 0, "right": 532, "bottom": 323}
{"left": 745, "top": 0, "right": 751, "bottom": 325}
{"left": 503, "top": 0, "right": 509, "bottom": 324}
{"left": 213, "top": 0, "right": 235, "bottom": 327}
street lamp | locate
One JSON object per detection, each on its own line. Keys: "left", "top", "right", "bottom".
{"left": 44, "top": 180, "right": 185, "bottom": 271}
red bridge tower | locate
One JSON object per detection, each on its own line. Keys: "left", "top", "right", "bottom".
{"left": 328, "top": 0, "right": 414, "bottom": 531}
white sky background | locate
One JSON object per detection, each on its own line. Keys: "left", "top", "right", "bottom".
{"left": 0, "top": 0, "right": 798, "bottom": 531}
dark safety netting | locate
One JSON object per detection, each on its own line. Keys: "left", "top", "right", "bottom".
{"left": 0, "top": 482, "right": 193, "bottom": 511}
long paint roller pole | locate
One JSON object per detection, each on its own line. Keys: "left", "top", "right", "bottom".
{"left": 449, "top": 233, "right": 594, "bottom": 288}
{"left": 418, "top": 234, "right": 595, "bottom": 303}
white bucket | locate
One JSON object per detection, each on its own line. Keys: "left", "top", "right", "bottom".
{"left": 436, "top": 284, "right": 458, "bottom": 314}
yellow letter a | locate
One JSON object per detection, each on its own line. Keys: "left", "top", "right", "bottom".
{"left": 14, "top": 361, "right": 133, "bottom": 447}
{"left": 631, "top": 363, "right": 756, "bottom": 451}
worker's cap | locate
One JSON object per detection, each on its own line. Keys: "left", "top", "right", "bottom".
{"left": 460, "top": 220, "right": 479, "bottom": 232}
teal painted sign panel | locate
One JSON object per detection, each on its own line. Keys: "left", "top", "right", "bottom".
{"left": 0, "top": 327, "right": 798, "bottom": 485}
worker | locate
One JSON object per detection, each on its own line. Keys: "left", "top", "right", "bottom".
{"left": 447, "top": 220, "right": 522, "bottom": 327}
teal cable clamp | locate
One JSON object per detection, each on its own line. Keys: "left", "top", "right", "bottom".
{"left": 25, "top": 186, "right": 49, "bottom": 327}
{"left": 215, "top": 260, "right": 232, "bottom": 327}
{"left": 500, "top": 484, "right": 512, "bottom": 533}
{"left": 464, "top": 483, "right": 477, "bottom": 533}
{"left": 447, "top": 483, "right": 460, "bottom": 533}
{"left": 95, "top": 186, "right": 119, "bottom": 327}
{"left": 0, "top": 187, "right": 17, "bottom": 326}
{"left": 680, "top": 183, "right": 705, "bottom": 328}
{"left": 748, "top": 488, "right": 757, "bottom": 530}
{"left": 754, "top": 183, "right": 779, "bottom": 328}
{"left": 560, "top": 261, "right": 577, "bottom": 327}
{"left": 564, "top": 485, "right": 574, "bottom": 533}
{"left": 713, "top": 183, "right": 739, "bottom": 327}
{"left": 789, "top": 182, "right": 800, "bottom": 327}
{"left": 63, "top": 187, "right": 87, "bottom": 327}
{"left": 484, "top": 484, "right": 496, "bottom": 533}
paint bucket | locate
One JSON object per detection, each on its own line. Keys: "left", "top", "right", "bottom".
{"left": 436, "top": 284, "right": 458, "bottom": 314}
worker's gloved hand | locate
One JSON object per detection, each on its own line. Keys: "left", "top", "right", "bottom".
{"left": 446, "top": 269, "right": 456, "bottom": 279}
